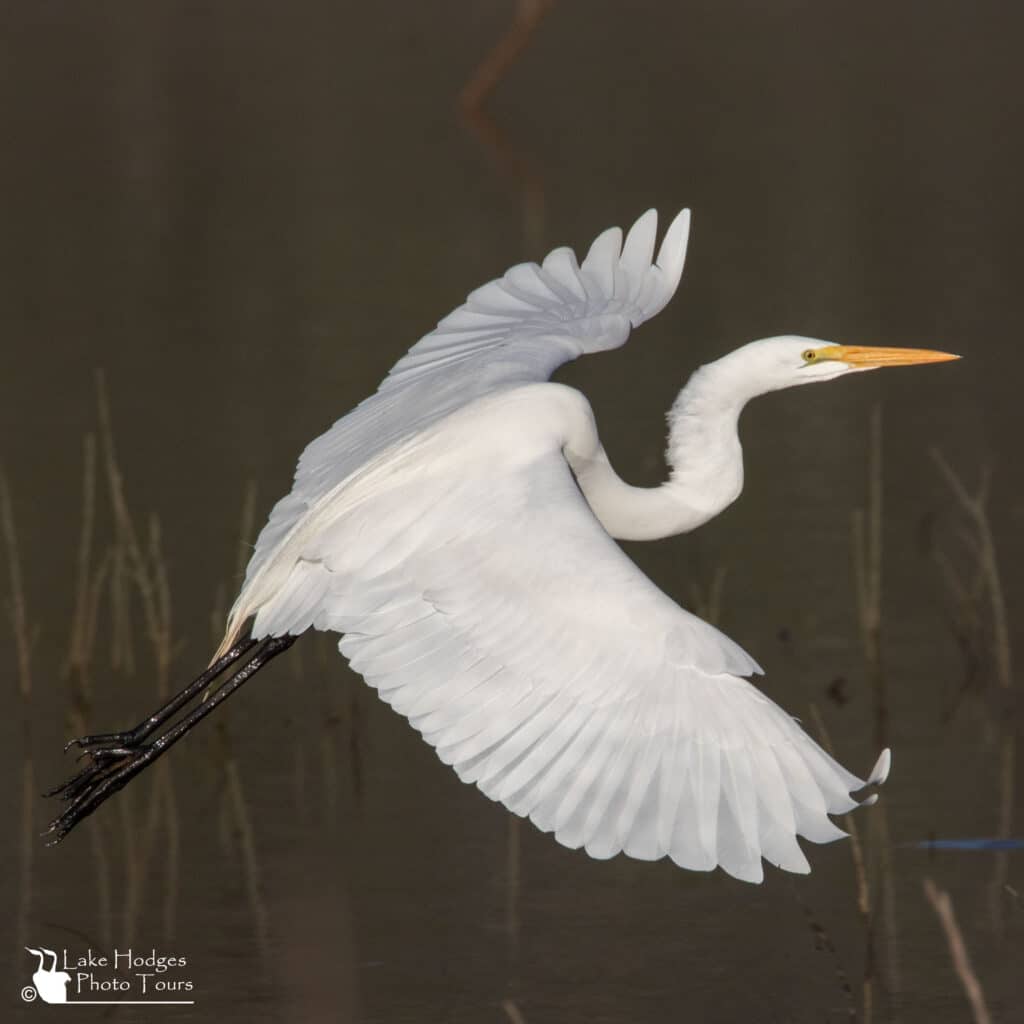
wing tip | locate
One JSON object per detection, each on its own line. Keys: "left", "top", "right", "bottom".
{"left": 867, "top": 747, "right": 892, "bottom": 786}
{"left": 656, "top": 208, "right": 692, "bottom": 276}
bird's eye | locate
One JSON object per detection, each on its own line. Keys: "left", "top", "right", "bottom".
{"left": 802, "top": 349, "right": 818, "bottom": 362}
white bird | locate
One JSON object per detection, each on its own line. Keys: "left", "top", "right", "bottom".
{"left": 48, "top": 209, "right": 957, "bottom": 883}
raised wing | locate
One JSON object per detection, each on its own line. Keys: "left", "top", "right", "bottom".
{"left": 380, "top": 207, "right": 690, "bottom": 392}
{"left": 243, "top": 209, "right": 690, "bottom": 587}
{"left": 239, "top": 410, "right": 886, "bottom": 883}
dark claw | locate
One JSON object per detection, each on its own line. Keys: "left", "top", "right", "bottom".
{"left": 64, "top": 731, "right": 135, "bottom": 753}
{"left": 44, "top": 759, "right": 111, "bottom": 799}
{"left": 46, "top": 745, "right": 158, "bottom": 840}
{"left": 85, "top": 746, "right": 136, "bottom": 762}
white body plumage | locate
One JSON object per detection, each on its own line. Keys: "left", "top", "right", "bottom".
{"left": 222, "top": 209, "right": 916, "bottom": 883}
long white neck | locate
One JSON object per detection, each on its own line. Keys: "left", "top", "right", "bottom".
{"left": 564, "top": 355, "right": 749, "bottom": 541}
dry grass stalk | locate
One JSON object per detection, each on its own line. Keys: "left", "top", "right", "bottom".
{"left": 459, "top": 0, "right": 556, "bottom": 115}
{"left": 922, "top": 878, "right": 992, "bottom": 1024}
{"left": 687, "top": 565, "right": 728, "bottom": 627}
{"left": 929, "top": 451, "right": 1012, "bottom": 692}
{"left": 205, "top": 482, "right": 270, "bottom": 952}
{"left": 501, "top": 998, "right": 528, "bottom": 1024}
{"left": 18, "top": 759, "right": 34, "bottom": 957}
{"left": 320, "top": 719, "right": 340, "bottom": 826}
{"left": 94, "top": 375, "right": 181, "bottom": 942}
{"left": 67, "top": 703, "right": 115, "bottom": 949}
{"left": 0, "top": 467, "right": 37, "bottom": 699}
{"left": 57, "top": 431, "right": 119, "bottom": 946}
{"left": 1, "top": 468, "right": 39, "bottom": 960}
{"left": 220, "top": 736, "right": 270, "bottom": 959}
{"left": 96, "top": 371, "right": 173, "bottom": 690}
{"left": 110, "top": 537, "right": 135, "bottom": 673}
{"left": 208, "top": 480, "right": 256, "bottom": 685}
{"left": 293, "top": 738, "right": 309, "bottom": 828}
{"left": 458, "top": 1, "right": 550, "bottom": 255}
{"left": 117, "top": 760, "right": 180, "bottom": 946}
{"left": 161, "top": 765, "right": 181, "bottom": 941}
{"left": 146, "top": 514, "right": 175, "bottom": 693}
{"left": 234, "top": 480, "right": 258, "bottom": 584}
{"left": 849, "top": 404, "right": 903, "bottom": 1018}
{"left": 63, "top": 433, "right": 97, "bottom": 689}
{"left": 809, "top": 703, "right": 873, "bottom": 1023}
{"left": 346, "top": 679, "right": 363, "bottom": 805}
{"left": 506, "top": 815, "right": 521, "bottom": 972}
{"left": 851, "top": 403, "right": 885, "bottom": 747}
{"left": 929, "top": 449, "right": 1016, "bottom": 934}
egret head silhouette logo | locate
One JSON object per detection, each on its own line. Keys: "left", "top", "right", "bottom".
{"left": 25, "top": 947, "right": 71, "bottom": 1004}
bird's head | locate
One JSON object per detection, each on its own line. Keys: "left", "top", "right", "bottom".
{"left": 715, "top": 335, "right": 960, "bottom": 400}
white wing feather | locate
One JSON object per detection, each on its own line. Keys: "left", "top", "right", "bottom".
{"left": 235, "top": 391, "right": 885, "bottom": 884}
{"left": 243, "top": 210, "right": 690, "bottom": 586}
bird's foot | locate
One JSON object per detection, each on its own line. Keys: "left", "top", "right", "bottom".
{"left": 44, "top": 736, "right": 159, "bottom": 844}
{"left": 64, "top": 730, "right": 142, "bottom": 754}
{"left": 43, "top": 633, "right": 293, "bottom": 843}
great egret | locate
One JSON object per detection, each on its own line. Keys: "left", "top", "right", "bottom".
{"left": 47, "top": 209, "right": 957, "bottom": 882}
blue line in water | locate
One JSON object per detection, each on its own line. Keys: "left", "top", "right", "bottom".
{"left": 909, "top": 838, "right": 1024, "bottom": 850}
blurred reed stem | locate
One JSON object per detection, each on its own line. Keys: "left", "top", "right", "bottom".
{"left": 929, "top": 449, "right": 1016, "bottom": 935}
{"left": 0, "top": 466, "right": 36, "bottom": 700}
{"left": 1, "top": 466, "right": 38, "bottom": 961}
{"left": 218, "top": 727, "right": 270, "bottom": 960}
{"left": 95, "top": 374, "right": 181, "bottom": 943}
{"left": 210, "top": 480, "right": 271, "bottom": 958}
{"left": 809, "top": 703, "right": 872, "bottom": 1023}
{"left": 59, "top": 430, "right": 116, "bottom": 947}
{"left": 850, "top": 403, "right": 902, "bottom": 1019}
{"left": 688, "top": 565, "right": 728, "bottom": 627}
{"left": 922, "top": 879, "right": 992, "bottom": 1024}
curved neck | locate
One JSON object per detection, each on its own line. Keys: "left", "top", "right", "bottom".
{"left": 563, "top": 358, "right": 747, "bottom": 541}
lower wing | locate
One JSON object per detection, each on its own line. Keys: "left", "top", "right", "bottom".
{"left": 242, "top": 435, "right": 888, "bottom": 883}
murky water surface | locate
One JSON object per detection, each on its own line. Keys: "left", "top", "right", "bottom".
{"left": 2, "top": 3, "right": 1022, "bottom": 1021}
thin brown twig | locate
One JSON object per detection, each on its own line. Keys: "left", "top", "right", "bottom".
{"left": 929, "top": 449, "right": 1013, "bottom": 692}
{"left": 95, "top": 375, "right": 181, "bottom": 945}
{"left": 922, "top": 878, "right": 992, "bottom": 1024}
{"left": 17, "top": 759, "right": 34, "bottom": 958}
{"left": 63, "top": 433, "right": 97, "bottom": 691}
{"left": 850, "top": 404, "right": 902, "bottom": 1018}
{"left": 852, "top": 403, "right": 885, "bottom": 748}
{"left": 458, "top": 1, "right": 551, "bottom": 253}
{"left": 97, "top": 371, "right": 167, "bottom": 679}
{"left": 0, "top": 466, "right": 36, "bottom": 698}
{"left": 221, "top": 746, "right": 270, "bottom": 960}
{"left": 459, "top": 0, "right": 556, "bottom": 114}
{"left": 929, "top": 449, "right": 1015, "bottom": 934}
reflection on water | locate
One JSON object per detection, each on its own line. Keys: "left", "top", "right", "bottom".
{"left": 2, "top": 3, "right": 1022, "bottom": 1022}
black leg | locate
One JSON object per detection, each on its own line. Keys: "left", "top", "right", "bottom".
{"left": 45, "top": 633, "right": 297, "bottom": 843}
{"left": 64, "top": 636, "right": 259, "bottom": 753}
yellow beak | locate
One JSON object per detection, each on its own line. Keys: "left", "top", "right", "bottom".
{"left": 818, "top": 345, "right": 961, "bottom": 368}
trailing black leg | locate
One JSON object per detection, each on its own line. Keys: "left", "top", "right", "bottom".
{"left": 64, "top": 636, "right": 259, "bottom": 754}
{"left": 45, "top": 633, "right": 297, "bottom": 843}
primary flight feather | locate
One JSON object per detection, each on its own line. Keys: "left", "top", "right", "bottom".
{"left": 50, "top": 209, "right": 959, "bottom": 881}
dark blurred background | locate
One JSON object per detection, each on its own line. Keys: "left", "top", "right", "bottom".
{"left": 1, "top": 2, "right": 1021, "bottom": 1021}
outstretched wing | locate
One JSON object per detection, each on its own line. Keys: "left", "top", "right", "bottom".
{"left": 243, "top": 209, "right": 690, "bottom": 586}
{"left": 242, "top": 417, "right": 887, "bottom": 883}
{"left": 380, "top": 208, "right": 690, "bottom": 393}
